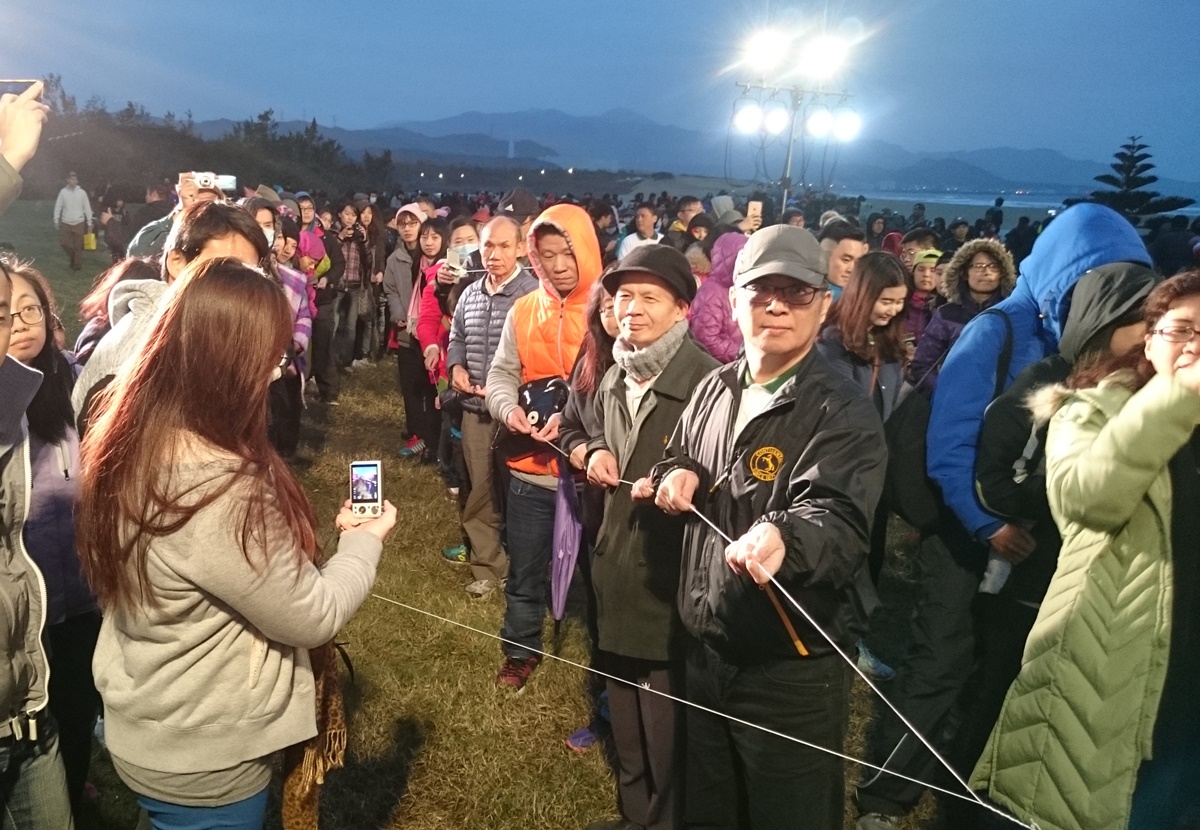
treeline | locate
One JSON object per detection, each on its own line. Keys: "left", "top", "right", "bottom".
{"left": 17, "top": 75, "right": 616, "bottom": 201}
{"left": 16, "top": 75, "right": 397, "bottom": 200}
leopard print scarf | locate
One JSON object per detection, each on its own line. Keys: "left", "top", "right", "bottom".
{"left": 281, "top": 641, "right": 346, "bottom": 830}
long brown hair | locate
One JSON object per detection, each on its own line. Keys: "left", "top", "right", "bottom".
{"left": 574, "top": 277, "right": 617, "bottom": 395}
{"left": 77, "top": 257, "right": 319, "bottom": 611}
{"left": 1068, "top": 269, "right": 1200, "bottom": 392}
{"left": 824, "top": 251, "right": 909, "bottom": 363}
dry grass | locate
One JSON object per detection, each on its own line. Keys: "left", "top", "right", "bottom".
{"left": 2, "top": 192, "right": 942, "bottom": 827}
{"left": 79, "top": 363, "right": 940, "bottom": 830}
{"left": 73, "top": 360, "right": 943, "bottom": 830}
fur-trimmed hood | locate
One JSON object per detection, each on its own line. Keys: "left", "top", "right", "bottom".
{"left": 1026, "top": 382, "right": 1074, "bottom": 429}
{"left": 939, "top": 238, "right": 1017, "bottom": 304}
{"left": 1026, "top": 371, "right": 1139, "bottom": 429}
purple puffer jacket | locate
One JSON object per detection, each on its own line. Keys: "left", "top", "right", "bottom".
{"left": 688, "top": 233, "right": 748, "bottom": 363}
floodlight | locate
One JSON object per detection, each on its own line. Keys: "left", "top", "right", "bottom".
{"left": 833, "top": 109, "right": 861, "bottom": 141}
{"left": 805, "top": 107, "right": 833, "bottom": 138}
{"left": 797, "top": 34, "right": 850, "bottom": 80}
{"left": 734, "top": 100, "right": 764, "bottom": 134}
{"left": 763, "top": 101, "right": 790, "bottom": 135}
{"left": 568, "top": 167, "right": 574, "bottom": 174}
{"left": 743, "top": 29, "right": 791, "bottom": 74}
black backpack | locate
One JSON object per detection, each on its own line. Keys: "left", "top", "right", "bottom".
{"left": 883, "top": 310, "right": 1013, "bottom": 532}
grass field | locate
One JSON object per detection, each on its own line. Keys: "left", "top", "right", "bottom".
{"left": 0, "top": 200, "right": 938, "bottom": 829}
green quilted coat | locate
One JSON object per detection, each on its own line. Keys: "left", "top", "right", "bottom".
{"left": 970, "top": 373, "right": 1200, "bottom": 830}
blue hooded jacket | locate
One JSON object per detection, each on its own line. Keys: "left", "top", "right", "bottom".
{"left": 927, "top": 203, "right": 1151, "bottom": 542}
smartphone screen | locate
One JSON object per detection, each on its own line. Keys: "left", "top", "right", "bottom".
{"left": 350, "top": 460, "right": 382, "bottom": 515}
{"left": 0, "top": 80, "right": 41, "bottom": 98}
{"left": 445, "top": 249, "right": 467, "bottom": 281}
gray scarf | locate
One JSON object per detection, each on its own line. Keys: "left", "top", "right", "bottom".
{"left": 612, "top": 319, "right": 689, "bottom": 382}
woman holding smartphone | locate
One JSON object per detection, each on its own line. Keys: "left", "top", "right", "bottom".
{"left": 78, "top": 257, "right": 396, "bottom": 829}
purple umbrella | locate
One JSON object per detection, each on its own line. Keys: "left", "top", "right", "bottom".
{"left": 550, "top": 462, "right": 583, "bottom": 620}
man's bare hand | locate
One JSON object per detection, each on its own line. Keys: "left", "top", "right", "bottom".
{"left": 725, "top": 522, "right": 786, "bottom": 585}
{"left": 655, "top": 468, "right": 699, "bottom": 515}
{"left": 569, "top": 443, "right": 588, "bottom": 470}
{"left": 451, "top": 365, "right": 475, "bottom": 395}
{"left": 586, "top": 449, "right": 620, "bottom": 488}
{"left": 630, "top": 476, "right": 655, "bottom": 500}
{"left": 505, "top": 407, "right": 532, "bottom": 435}
{"left": 531, "top": 412, "right": 560, "bottom": 443}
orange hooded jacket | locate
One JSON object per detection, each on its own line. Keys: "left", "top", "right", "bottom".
{"left": 507, "top": 203, "right": 603, "bottom": 476}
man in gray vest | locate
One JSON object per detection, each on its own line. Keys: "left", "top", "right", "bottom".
{"left": 445, "top": 216, "right": 537, "bottom": 598}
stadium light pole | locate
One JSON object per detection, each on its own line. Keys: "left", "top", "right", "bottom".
{"left": 733, "top": 29, "right": 858, "bottom": 214}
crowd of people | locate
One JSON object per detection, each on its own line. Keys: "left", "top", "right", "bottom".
{"left": 2, "top": 79, "right": 1200, "bottom": 830}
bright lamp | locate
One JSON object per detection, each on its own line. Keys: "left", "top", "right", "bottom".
{"left": 763, "top": 102, "right": 790, "bottom": 135}
{"left": 805, "top": 107, "right": 833, "bottom": 138}
{"left": 734, "top": 100, "right": 764, "bottom": 134}
{"left": 832, "top": 109, "right": 861, "bottom": 141}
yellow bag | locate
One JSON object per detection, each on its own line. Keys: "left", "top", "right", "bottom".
{"left": 82, "top": 233, "right": 97, "bottom": 251}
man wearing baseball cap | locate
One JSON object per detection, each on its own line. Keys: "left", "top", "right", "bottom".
{"left": 642, "top": 225, "right": 887, "bottom": 829}
{"left": 581, "top": 245, "right": 717, "bottom": 830}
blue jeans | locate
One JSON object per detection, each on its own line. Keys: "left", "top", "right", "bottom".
{"left": 0, "top": 717, "right": 74, "bottom": 830}
{"left": 500, "top": 478, "right": 557, "bottom": 659}
{"left": 138, "top": 788, "right": 268, "bottom": 830}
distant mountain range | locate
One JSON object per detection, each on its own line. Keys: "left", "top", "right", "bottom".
{"left": 191, "top": 109, "right": 1200, "bottom": 200}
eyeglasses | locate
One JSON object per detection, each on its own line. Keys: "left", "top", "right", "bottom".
{"left": 969, "top": 262, "right": 1001, "bottom": 274}
{"left": 741, "top": 281, "right": 825, "bottom": 308}
{"left": 11, "top": 304, "right": 44, "bottom": 326}
{"left": 1151, "top": 325, "right": 1200, "bottom": 344}
{"left": 398, "top": 217, "right": 421, "bottom": 228}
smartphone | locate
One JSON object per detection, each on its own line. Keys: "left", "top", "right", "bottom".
{"left": 350, "top": 460, "right": 383, "bottom": 518}
{"left": 0, "top": 80, "right": 41, "bottom": 98}
{"left": 445, "top": 248, "right": 467, "bottom": 282}
{"left": 215, "top": 174, "right": 237, "bottom": 193}
{"left": 747, "top": 200, "right": 763, "bottom": 224}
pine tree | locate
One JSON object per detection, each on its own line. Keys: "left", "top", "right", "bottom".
{"left": 1087, "top": 136, "right": 1194, "bottom": 226}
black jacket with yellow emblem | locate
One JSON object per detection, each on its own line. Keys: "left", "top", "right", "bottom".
{"left": 652, "top": 348, "right": 887, "bottom": 663}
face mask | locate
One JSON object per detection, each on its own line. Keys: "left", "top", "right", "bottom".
{"left": 369, "top": 195, "right": 377, "bottom": 204}
{"left": 263, "top": 228, "right": 275, "bottom": 247}
{"left": 449, "top": 243, "right": 478, "bottom": 258}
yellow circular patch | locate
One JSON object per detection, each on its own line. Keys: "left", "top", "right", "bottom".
{"left": 749, "top": 447, "right": 785, "bottom": 482}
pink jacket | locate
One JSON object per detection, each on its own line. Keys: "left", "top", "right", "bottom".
{"left": 415, "top": 263, "right": 451, "bottom": 389}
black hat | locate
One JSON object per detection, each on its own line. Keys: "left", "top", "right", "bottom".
{"left": 498, "top": 187, "right": 540, "bottom": 223}
{"left": 602, "top": 244, "right": 696, "bottom": 304}
{"left": 949, "top": 218, "right": 969, "bottom": 230}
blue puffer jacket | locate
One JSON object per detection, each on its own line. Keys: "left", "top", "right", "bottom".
{"left": 927, "top": 204, "right": 1150, "bottom": 543}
